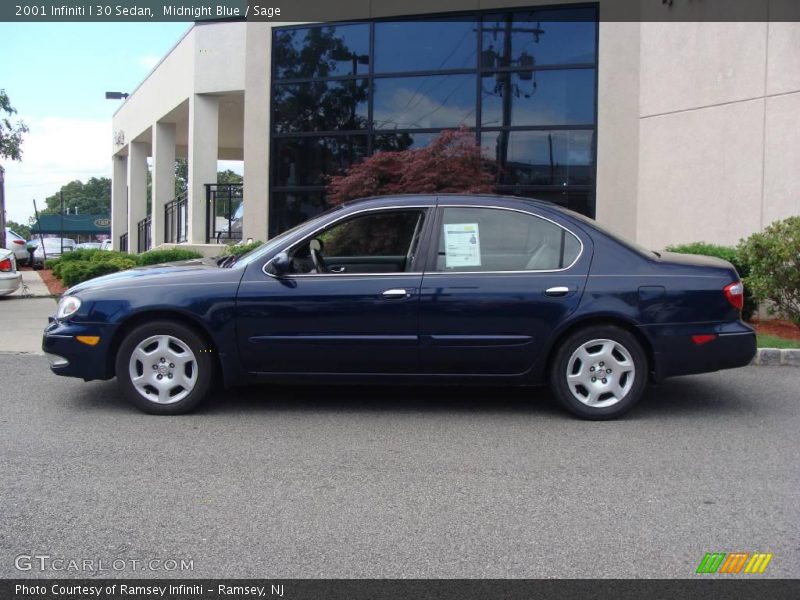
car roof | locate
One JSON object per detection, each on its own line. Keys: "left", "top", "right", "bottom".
{"left": 341, "top": 193, "right": 566, "bottom": 214}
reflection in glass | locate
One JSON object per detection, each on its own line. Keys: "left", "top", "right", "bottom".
{"left": 482, "top": 8, "right": 597, "bottom": 68}
{"left": 374, "top": 20, "right": 478, "bottom": 73}
{"left": 481, "top": 130, "right": 594, "bottom": 186}
{"left": 496, "top": 188, "right": 591, "bottom": 214}
{"left": 372, "top": 132, "right": 438, "bottom": 153}
{"left": 273, "top": 137, "right": 368, "bottom": 187}
{"left": 373, "top": 74, "right": 476, "bottom": 129}
{"left": 481, "top": 69, "right": 595, "bottom": 127}
{"left": 269, "top": 191, "right": 327, "bottom": 237}
{"left": 274, "top": 24, "right": 370, "bottom": 80}
{"left": 273, "top": 79, "right": 369, "bottom": 133}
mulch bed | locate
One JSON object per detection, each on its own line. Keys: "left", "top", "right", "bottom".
{"left": 37, "top": 269, "right": 67, "bottom": 296}
{"left": 751, "top": 319, "right": 800, "bottom": 341}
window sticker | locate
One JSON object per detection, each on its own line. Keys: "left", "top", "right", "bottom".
{"left": 444, "top": 223, "right": 481, "bottom": 268}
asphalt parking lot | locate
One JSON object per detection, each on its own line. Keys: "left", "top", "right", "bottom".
{"left": 0, "top": 355, "right": 797, "bottom": 579}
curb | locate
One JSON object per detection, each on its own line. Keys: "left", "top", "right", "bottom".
{"left": 751, "top": 348, "right": 800, "bottom": 367}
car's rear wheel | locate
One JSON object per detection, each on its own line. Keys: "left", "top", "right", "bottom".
{"left": 115, "top": 321, "right": 214, "bottom": 414}
{"left": 550, "top": 325, "right": 648, "bottom": 420}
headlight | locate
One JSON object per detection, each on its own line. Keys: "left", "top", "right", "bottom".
{"left": 56, "top": 295, "right": 82, "bottom": 320}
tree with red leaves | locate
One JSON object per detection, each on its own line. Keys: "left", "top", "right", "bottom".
{"left": 326, "top": 127, "right": 496, "bottom": 205}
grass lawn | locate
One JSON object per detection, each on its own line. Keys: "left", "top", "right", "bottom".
{"left": 756, "top": 334, "right": 800, "bottom": 349}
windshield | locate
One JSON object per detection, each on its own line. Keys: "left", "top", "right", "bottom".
{"left": 234, "top": 206, "right": 345, "bottom": 267}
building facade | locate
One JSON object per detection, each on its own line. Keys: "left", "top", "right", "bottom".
{"left": 110, "top": 0, "right": 800, "bottom": 254}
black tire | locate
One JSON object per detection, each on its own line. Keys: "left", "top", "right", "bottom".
{"left": 549, "top": 325, "right": 648, "bottom": 420}
{"left": 115, "top": 320, "right": 214, "bottom": 415}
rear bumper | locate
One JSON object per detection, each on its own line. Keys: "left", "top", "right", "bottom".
{"left": 42, "top": 318, "right": 117, "bottom": 381}
{"left": 644, "top": 321, "right": 757, "bottom": 381}
{"left": 0, "top": 272, "right": 22, "bottom": 296}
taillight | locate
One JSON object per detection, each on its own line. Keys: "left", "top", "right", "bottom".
{"left": 0, "top": 258, "right": 12, "bottom": 272}
{"left": 724, "top": 281, "right": 744, "bottom": 311}
{"left": 12, "top": 240, "right": 24, "bottom": 245}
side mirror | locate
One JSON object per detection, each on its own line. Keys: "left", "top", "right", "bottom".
{"left": 266, "top": 251, "right": 291, "bottom": 276}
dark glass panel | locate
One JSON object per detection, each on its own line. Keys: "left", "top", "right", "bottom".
{"left": 373, "top": 74, "right": 476, "bottom": 129}
{"left": 374, "top": 19, "right": 478, "bottom": 73}
{"left": 496, "top": 188, "right": 593, "bottom": 217}
{"left": 482, "top": 8, "right": 597, "bottom": 68}
{"left": 481, "top": 130, "right": 594, "bottom": 186}
{"left": 273, "top": 79, "right": 369, "bottom": 133}
{"left": 269, "top": 191, "right": 328, "bottom": 237}
{"left": 274, "top": 24, "right": 370, "bottom": 80}
{"left": 372, "top": 132, "right": 438, "bottom": 153}
{"left": 273, "top": 137, "right": 368, "bottom": 187}
{"left": 481, "top": 69, "right": 595, "bottom": 127}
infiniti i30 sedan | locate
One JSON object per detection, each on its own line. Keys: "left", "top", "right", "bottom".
{"left": 42, "top": 195, "right": 756, "bottom": 419}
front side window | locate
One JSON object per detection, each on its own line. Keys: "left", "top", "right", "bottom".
{"left": 436, "top": 207, "right": 580, "bottom": 272}
{"left": 289, "top": 210, "right": 425, "bottom": 275}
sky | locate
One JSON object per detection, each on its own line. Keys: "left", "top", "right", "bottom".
{"left": 0, "top": 22, "right": 192, "bottom": 223}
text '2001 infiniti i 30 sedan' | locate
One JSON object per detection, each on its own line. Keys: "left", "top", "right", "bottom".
{"left": 42, "top": 195, "right": 756, "bottom": 419}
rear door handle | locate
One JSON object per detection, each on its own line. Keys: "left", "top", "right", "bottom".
{"left": 545, "top": 286, "right": 570, "bottom": 297}
{"left": 329, "top": 265, "right": 347, "bottom": 273}
{"left": 382, "top": 288, "right": 411, "bottom": 299}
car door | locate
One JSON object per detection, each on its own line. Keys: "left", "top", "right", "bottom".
{"left": 236, "top": 206, "right": 432, "bottom": 374}
{"left": 418, "top": 202, "right": 591, "bottom": 375}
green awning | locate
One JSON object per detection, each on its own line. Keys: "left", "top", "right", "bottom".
{"left": 32, "top": 214, "right": 111, "bottom": 235}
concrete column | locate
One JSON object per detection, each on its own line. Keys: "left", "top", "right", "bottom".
{"left": 243, "top": 22, "right": 271, "bottom": 242}
{"left": 126, "top": 141, "right": 149, "bottom": 254}
{"left": 111, "top": 154, "right": 128, "bottom": 251}
{"left": 151, "top": 122, "right": 176, "bottom": 247}
{"left": 187, "top": 94, "right": 219, "bottom": 244}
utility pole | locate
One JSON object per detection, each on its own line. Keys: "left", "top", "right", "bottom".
{"left": 60, "top": 190, "right": 65, "bottom": 254}
{"left": 0, "top": 166, "right": 6, "bottom": 249}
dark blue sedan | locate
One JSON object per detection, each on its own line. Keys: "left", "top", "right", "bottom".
{"left": 42, "top": 195, "right": 756, "bottom": 419}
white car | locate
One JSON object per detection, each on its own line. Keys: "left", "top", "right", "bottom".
{"left": 0, "top": 248, "right": 22, "bottom": 297}
{"left": 4, "top": 228, "right": 29, "bottom": 265}
{"left": 31, "top": 237, "right": 76, "bottom": 269}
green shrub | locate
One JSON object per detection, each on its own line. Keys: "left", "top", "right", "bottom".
{"left": 222, "top": 240, "right": 264, "bottom": 257}
{"left": 58, "top": 256, "right": 137, "bottom": 287}
{"left": 737, "top": 216, "right": 800, "bottom": 326}
{"left": 137, "top": 248, "right": 203, "bottom": 266}
{"left": 666, "top": 242, "right": 757, "bottom": 321}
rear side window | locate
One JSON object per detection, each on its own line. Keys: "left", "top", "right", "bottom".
{"left": 436, "top": 207, "right": 580, "bottom": 272}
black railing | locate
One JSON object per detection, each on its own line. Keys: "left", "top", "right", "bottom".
{"left": 119, "top": 233, "right": 128, "bottom": 253}
{"left": 206, "top": 183, "right": 243, "bottom": 244}
{"left": 164, "top": 191, "right": 188, "bottom": 244}
{"left": 137, "top": 215, "right": 152, "bottom": 253}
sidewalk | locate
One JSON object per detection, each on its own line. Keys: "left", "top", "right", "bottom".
{"left": 0, "top": 281, "right": 55, "bottom": 354}
{"left": 10, "top": 270, "right": 52, "bottom": 298}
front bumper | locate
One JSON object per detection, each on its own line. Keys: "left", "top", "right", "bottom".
{"left": 42, "top": 318, "right": 117, "bottom": 381}
{"left": 644, "top": 320, "right": 757, "bottom": 381}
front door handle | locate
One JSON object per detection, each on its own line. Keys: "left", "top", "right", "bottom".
{"left": 329, "top": 265, "right": 347, "bottom": 273}
{"left": 545, "top": 286, "right": 570, "bottom": 297}
{"left": 382, "top": 288, "right": 410, "bottom": 299}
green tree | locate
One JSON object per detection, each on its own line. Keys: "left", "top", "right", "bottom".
{"left": 5, "top": 219, "right": 31, "bottom": 240}
{"left": 42, "top": 177, "right": 111, "bottom": 215}
{"left": 0, "top": 89, "right": 29, "bottom": 161}
{"left": 217, "top": 169, "right": 243, "bottom": 185}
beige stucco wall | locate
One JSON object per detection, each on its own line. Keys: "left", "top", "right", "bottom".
{"left": 111, "top": 21, "right": 246, "bottom": 155}
{"left": 636, "top": 15, "right": 800, "bottom": 249}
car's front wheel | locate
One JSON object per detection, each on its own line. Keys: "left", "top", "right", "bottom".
{"left": 115, "top": 321, "right": 214, "bottom": 414}
{"left": 550, "top": 325, "right": 648, "bottom": 420}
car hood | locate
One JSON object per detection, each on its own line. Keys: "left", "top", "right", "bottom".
{"left": 66, "top": 258, "right": 226, "bottom": 295}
